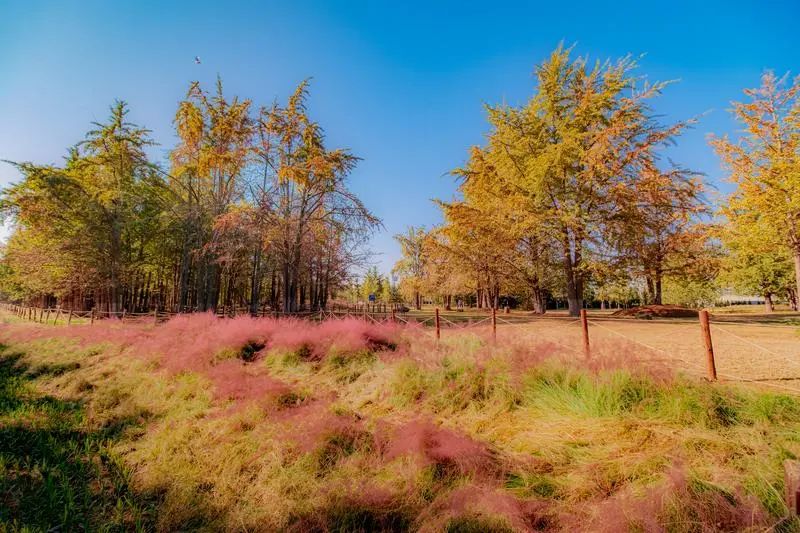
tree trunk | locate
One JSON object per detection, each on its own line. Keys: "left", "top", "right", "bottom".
{"left": 645, "top": 276, "right": 654, "bottom": 305}
{"left": 562, "top": 239, "right": 581, "bottom": 317}
{"left": 765, "top": 293, "right": 774, "bottom": 313}
{"left": 794, "top": 249, "right": 800, "bottom": 312}
{"left": 653, "top": 274, "right": 663, "bottom": 305}
{"left": 788, "top": 288, "right": 798, "bottom": 311}
{"left": 531, "top": 288, "right": 546, "bottom": 314}
{"left": 249, "top": 248, "right": 262, "bottom": 315}
{"left": 282, "top": 261, "right": 291, "bottom": 312}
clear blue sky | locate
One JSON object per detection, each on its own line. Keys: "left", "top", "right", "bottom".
{"left": 1, "top": 0, "right": 798, "bottom": 276}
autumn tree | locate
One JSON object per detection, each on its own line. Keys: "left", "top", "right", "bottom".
{"left": 609, "top": 163, "right": 711, "bottom": 304}
{"left": 255, "top": 81, "right": 379, "bottom": 312}
{"left": 393, "top": 226, "right": 428, "bottom": 310}
{"left": 431, "top": 46, "right": 696, "bottom": 315}
{"left": 360, "top": 267, "right": 382, "bottom": 302}
{"left": 1, "top": 80, "right": 379, "bottom": 314}
{"left": 434, "top": 201, "right": 512, "bottom": 310}
{"left": 447, "top": 146, "right": 559, "bottom": 313}
{"left": 1, "top": 102, "right": 164, "bottom": 312}
{"left": 463, "top": 46, "right": 694, "bottom": 315}
{"left": 170, "top": 77, "right": 254, "bottom": 312}
{"left": 720, "top": 208, "right": 795, "bottom": 312}
{"left": 712, "top": 72, "right": 800, "bottom": 302}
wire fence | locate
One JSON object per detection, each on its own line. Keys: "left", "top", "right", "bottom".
{"left": 2, "top": 302, "right": 799, "bottom": 395}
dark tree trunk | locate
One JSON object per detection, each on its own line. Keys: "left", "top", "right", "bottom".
{"left": 531, "top": 288, "right": 546, "bottom": 314}
{"left": 562, "top": 236, "right": 582, "bottom": 317}
{"left": 793, "top": 249, "right": 800, "bottom": 311}
{"left": 249, "top": 248, "right": 262, "bottom": 315}
{"left": 787, "top": 288, "right": 798, "bottom": 311}
{"left": 653, "top": 274, "right": 663, "bottom": 306}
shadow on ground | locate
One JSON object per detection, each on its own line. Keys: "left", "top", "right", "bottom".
{"left": 0, "top": 345, "right": 160, "bottom": 531}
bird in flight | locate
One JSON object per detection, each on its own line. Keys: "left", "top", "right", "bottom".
{"left": 194, "top": 56, "right": 201, "bottom": 64}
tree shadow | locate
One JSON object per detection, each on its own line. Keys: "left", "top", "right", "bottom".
{"left": 0, "top": 346, "right": 165, "bottom": 531}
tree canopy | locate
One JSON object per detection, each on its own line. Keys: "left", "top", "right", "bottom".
{"left": 3, "top": 47, "right": 799, "bottom": 315}
{"left": 0, "top": 81, "right": 379, "bottom": 313}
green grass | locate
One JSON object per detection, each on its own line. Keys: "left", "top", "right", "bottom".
{"left": 0, "top": 347, "right": 158, "bottom": 532}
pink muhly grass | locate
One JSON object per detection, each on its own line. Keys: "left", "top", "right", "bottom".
{"left": 266, "top": 395, "right": 364, "bottom": 455}
{"left": 378, "top": 419, "right": 498, "bottom": 479}
{"left": 266, "top": 317, "right": 404, "bottom": 361}
{"left": 581, "top": 339, "right": 675, "bottom": 382}
{"left": 0, "top": 320, "right": 146, "bottom": 348}
{"left": 206, "top": 358, "right": 290, "bottom": 403}
{"left": 417, "top": 483, "right": 549, "bottom": 533}
{"left": 136, "top": 313, "right": 280, "bottom": 373}
{"left": 572, "top": 459, "right": 770, "bottom": 532}
{"left": 140, "top": 314, "right": 404, "bottom": 369}
{"left": 0, "top": 314, "right": 405, "bottom": 408}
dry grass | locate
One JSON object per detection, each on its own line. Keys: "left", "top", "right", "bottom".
{"left": 1, "top": 313, "right": 800, "bottom": 531}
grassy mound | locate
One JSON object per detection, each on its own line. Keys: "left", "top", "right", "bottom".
{"left": 1, "top": 314, "right": 798, "bottom": 531}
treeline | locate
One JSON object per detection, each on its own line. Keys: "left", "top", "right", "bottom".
{"left": 0, "top": 79, "right": 379, "bottom": 313}
{"left": 392, "top": 46, "right": 800, "bottom": 316}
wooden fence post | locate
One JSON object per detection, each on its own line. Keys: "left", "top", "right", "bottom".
{"left": 580, "top": 309, "right": 590, "bottom": 357}
{"left": 153, "top": 308, "right": 159, "bottom": 325}
{"left": 90, "top": 307, "right": 96, "bottom": 325}
{"left": 785, "top": 460, "right": 800, "bottom": 517}
{"left": 121, "top": 309, "right": 127, "bottom": 322}
{"left": 699, "top": 309, "right": 717, "bottom": 381}
{"left": 492, "top": 306, "right": 497, "bottom": 342}
{"left": 435, "top": 307, "right": 441, "bottom": 341}
{"left": 67, "top": 310, "right": 73, "bottom": 326}
{"left": 391, "top": 307, "right": 396, "bottom": 323}
{"left": 45, "top": 307, "right": 51, "bottom": 324}
{"left": 54, "top": 306, "right": 61, "bottom": 325}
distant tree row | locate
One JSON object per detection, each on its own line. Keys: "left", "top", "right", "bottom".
{"left": 393, "top": 46, "right": 800, "bottom": 316}
{"left": 0, "top": 79, "right": 379, "bottom": 313}
{"left": 3, "top": 47, "right": 798, "bottom": 317}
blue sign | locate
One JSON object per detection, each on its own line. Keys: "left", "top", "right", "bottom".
{"left": 368, "top": 293, "right": 376, "bottom": 302}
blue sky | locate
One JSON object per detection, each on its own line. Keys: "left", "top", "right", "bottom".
{"left": 1, "top": 0, "right": 798, "bottom": 276}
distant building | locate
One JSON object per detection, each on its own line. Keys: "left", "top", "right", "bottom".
{"left": 718, "top": 287, "right": 765, "bottom": 305}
